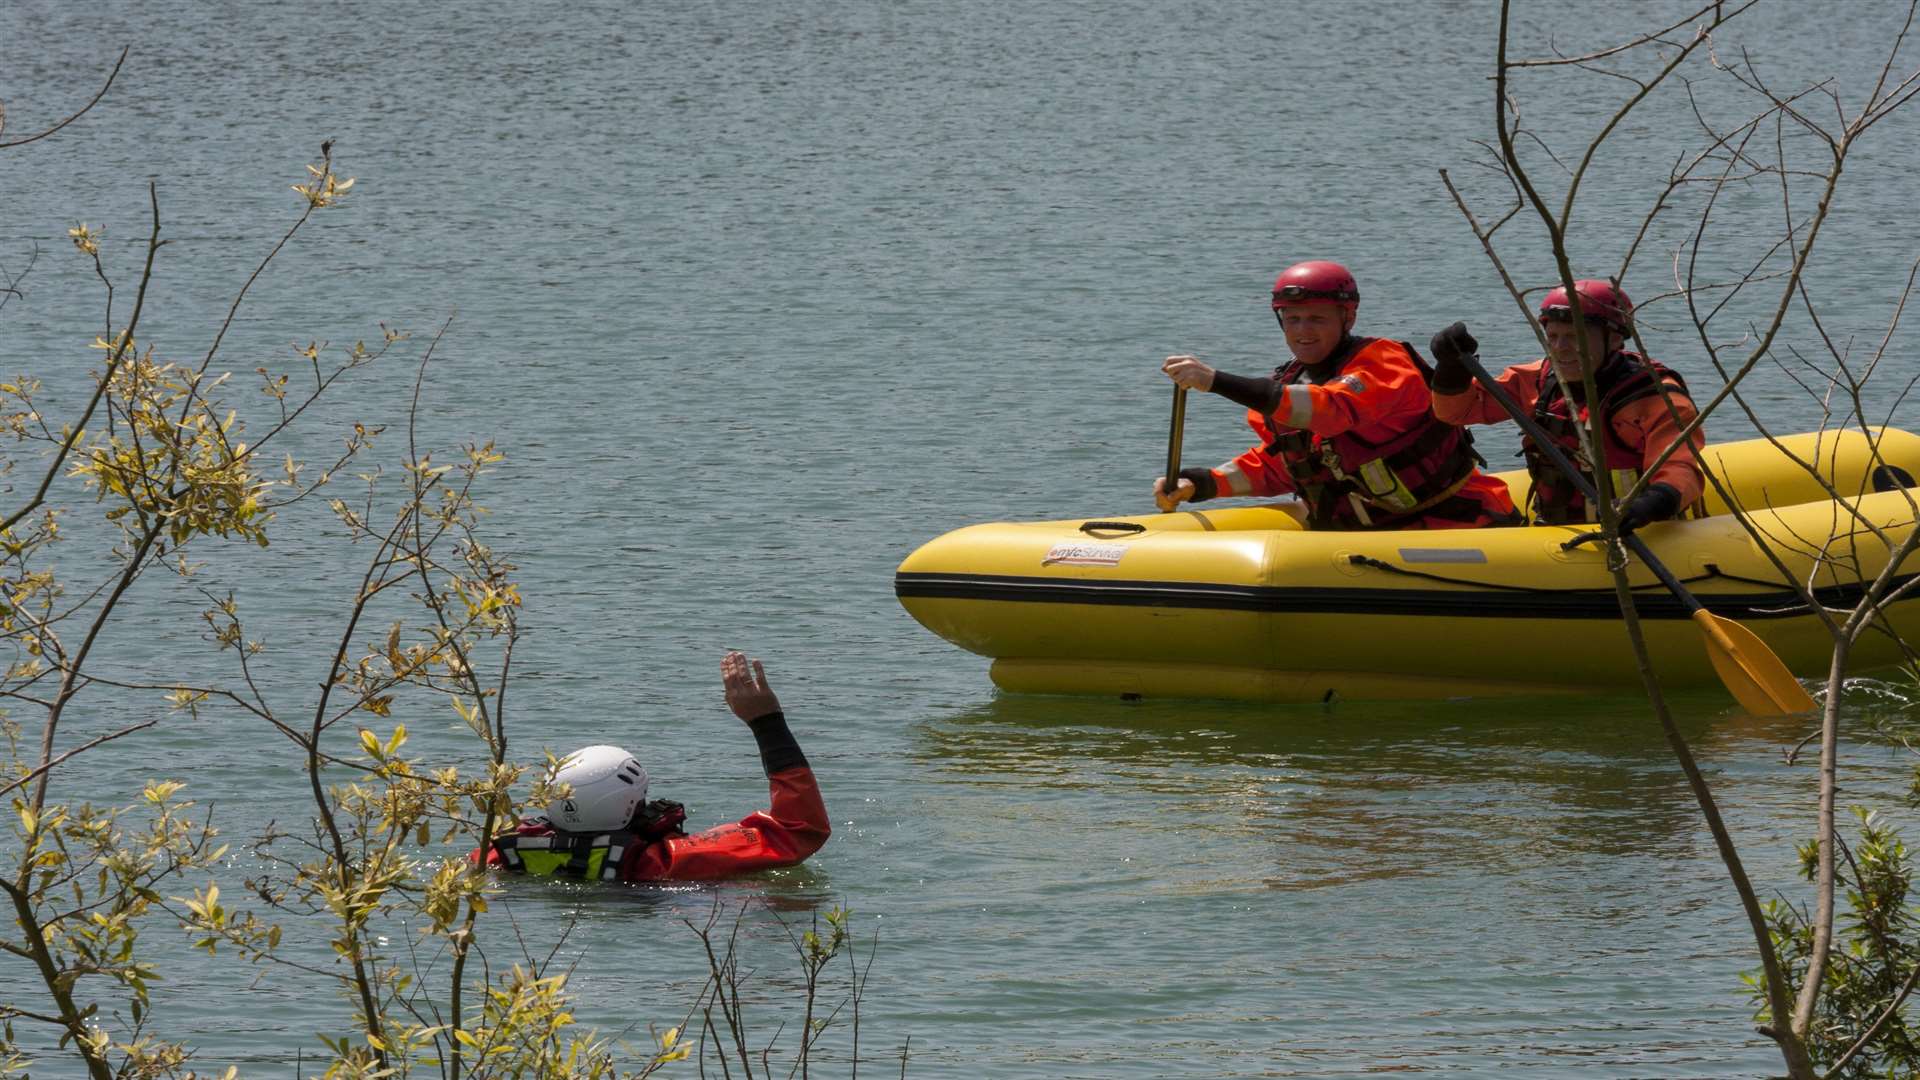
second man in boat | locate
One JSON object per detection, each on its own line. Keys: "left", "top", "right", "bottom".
{"left": 1425, "top": 279, "right": 1705, "bottom": 534}
{"left": 1154, "top": 260, "right": 1522, "bottom": 530}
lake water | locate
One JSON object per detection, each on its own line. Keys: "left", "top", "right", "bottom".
{"left": 4, "top": 1, "right": 1920, "bottom": 1076}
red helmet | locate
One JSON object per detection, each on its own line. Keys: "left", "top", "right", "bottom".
{"left": 1539, "top": 279, "right": 1632, "bottom": 334}
{"left": 1271, "top": 260, "right": 1360, "bottom": 312}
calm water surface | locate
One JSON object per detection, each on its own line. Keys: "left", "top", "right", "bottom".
{"left": 5, "top": 1, "right": 1920, "bottom": 1076}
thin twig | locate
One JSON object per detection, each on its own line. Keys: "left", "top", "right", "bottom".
{"left": 0, "top": 46, "right": 128, "bottom": 149}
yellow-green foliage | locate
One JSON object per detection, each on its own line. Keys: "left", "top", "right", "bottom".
{"left": 0, "top": 145, "right": 601, "bottom": 1079}
{"left": 4, "top": 107, "right": 894, "bottom": 1079}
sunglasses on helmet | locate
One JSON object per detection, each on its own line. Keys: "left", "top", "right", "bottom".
{"left": 1540, "top": 304, "right": 1595, "bottom": 324}
{"left": 1271, "top": 284, "right": 1357, "bottom": 304}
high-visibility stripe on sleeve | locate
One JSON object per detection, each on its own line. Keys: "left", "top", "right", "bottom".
{"left": 1215, "top": 462, "right": 1254, "bottom": 497}
{"left": 1280, "top": 385, "right": 1315, "bottom": 429}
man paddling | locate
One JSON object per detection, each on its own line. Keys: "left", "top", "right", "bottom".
{"left": 1427, "top": 279, "right": 1704, "bottom": 534}
{"left": 1154, "top": 260, "right": 1521, "bottom": 530}
{"left": 482, "top": 650, "right": 830, "bottom": 881}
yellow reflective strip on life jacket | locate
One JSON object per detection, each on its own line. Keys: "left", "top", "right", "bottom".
{"left": 1355, "top": 458, "right": 1418, "bottom": 511}
{"left": 1583, "top": 468, "right": 1641, "bottom": 523}
{"left": 515, "top": 849, "right": 575, "bottom": 876}
{"left": 499, "top": 833, "right": 616, "bottom": 880}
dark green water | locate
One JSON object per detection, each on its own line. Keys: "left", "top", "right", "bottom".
{"left": 4, "top": 1, "right": 1919, "bottom": 1075}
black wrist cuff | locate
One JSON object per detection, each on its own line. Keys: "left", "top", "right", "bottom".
{"left": 747, "top": 711, "right": 808, "bottom": 775}
{"left": 1208, "top": 370, "right": 1279, "bottom": 412}
{"left": 1430, "top": 360, "right": 1472, "bottom": 395}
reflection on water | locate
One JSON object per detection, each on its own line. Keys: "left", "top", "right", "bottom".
{"left": 915, "top": 690, "right": 1791, "bottom": 888}
{"left": 877, "top": 689, "right": 1884, "bottom": 1076}
{"left": 492, "top": 866, "right": 838, "bottom": 918}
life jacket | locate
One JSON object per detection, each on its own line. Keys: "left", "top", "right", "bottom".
{"left": 1261, "top": 337, "right": 1487, "bottom": 530}
{"left": 491, "top": 799, "right": 687, "bottom": 881}
{"left": 1522, "top": 351, "right": 1688, "bottom": 524}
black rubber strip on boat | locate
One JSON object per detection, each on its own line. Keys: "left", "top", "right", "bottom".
{"left": 892, "top": 570, "right": 1918, "bottom": 621}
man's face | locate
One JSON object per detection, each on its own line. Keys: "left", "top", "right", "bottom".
{"left": 1277, "top": 304, "right": 1351, "bottom": 367}
{"left": 1545, "top": 320, "right": 1613, "bottom": 380}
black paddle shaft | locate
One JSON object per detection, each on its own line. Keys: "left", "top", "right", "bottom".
{"left": 1456, "top": 352, "right": 1702, "bottom": 615}
{"left": 1165, "top": 384, "right": 1188, "bottom": 489}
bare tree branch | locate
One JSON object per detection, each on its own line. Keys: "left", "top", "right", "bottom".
{"left": 0, "top": 46, "right": 128, "bottom": 150}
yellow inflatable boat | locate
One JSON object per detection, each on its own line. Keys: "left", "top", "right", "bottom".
{"left": 896, "top": 430, "right": 1920, "bottom": 703}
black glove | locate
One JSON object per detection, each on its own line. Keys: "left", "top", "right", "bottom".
{"left": 1428, "top": 321, "right": 1478, "bottom": 394}
{"left": 1176, "top": 467, "right": 1219, "bottom": 502}
{"left": 634, "top": 799, "right": 688, "bottom": 840}
{"left": 1616, "top": 482, "right": 1681, "bottom": 536}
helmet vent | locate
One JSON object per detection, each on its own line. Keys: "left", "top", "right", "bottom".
{"left": 615, "top": 773, "right": 635, "bottom": 784}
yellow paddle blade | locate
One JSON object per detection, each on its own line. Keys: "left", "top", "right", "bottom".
{"left": 1692, "top": 609, "right": 1818, "bottom": 716}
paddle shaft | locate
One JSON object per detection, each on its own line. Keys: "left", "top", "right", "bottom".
{"left": 1165, "top": 384, "right": 1188, "bottom": 496}
{"left": 1455, "top": 351, "right": 1701, "bottom": 614}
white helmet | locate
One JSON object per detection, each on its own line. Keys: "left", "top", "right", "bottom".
{"left": 546, "top": 745, "right": 649, "bottom": 832}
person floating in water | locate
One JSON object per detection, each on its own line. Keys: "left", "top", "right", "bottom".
{"left": 483, "top": 650, "right": 829, "bottom": 881}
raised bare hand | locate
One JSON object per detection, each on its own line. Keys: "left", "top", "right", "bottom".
{"left": 722, "top": 649, "right": 781, "bottom": 722}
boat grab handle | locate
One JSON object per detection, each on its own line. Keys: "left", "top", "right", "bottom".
{"left": 1078, "top": 520, "right": 1147, "bottom": 535}
{"left": 1560, "top": 529, "right": 1606, "bottom": 551}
